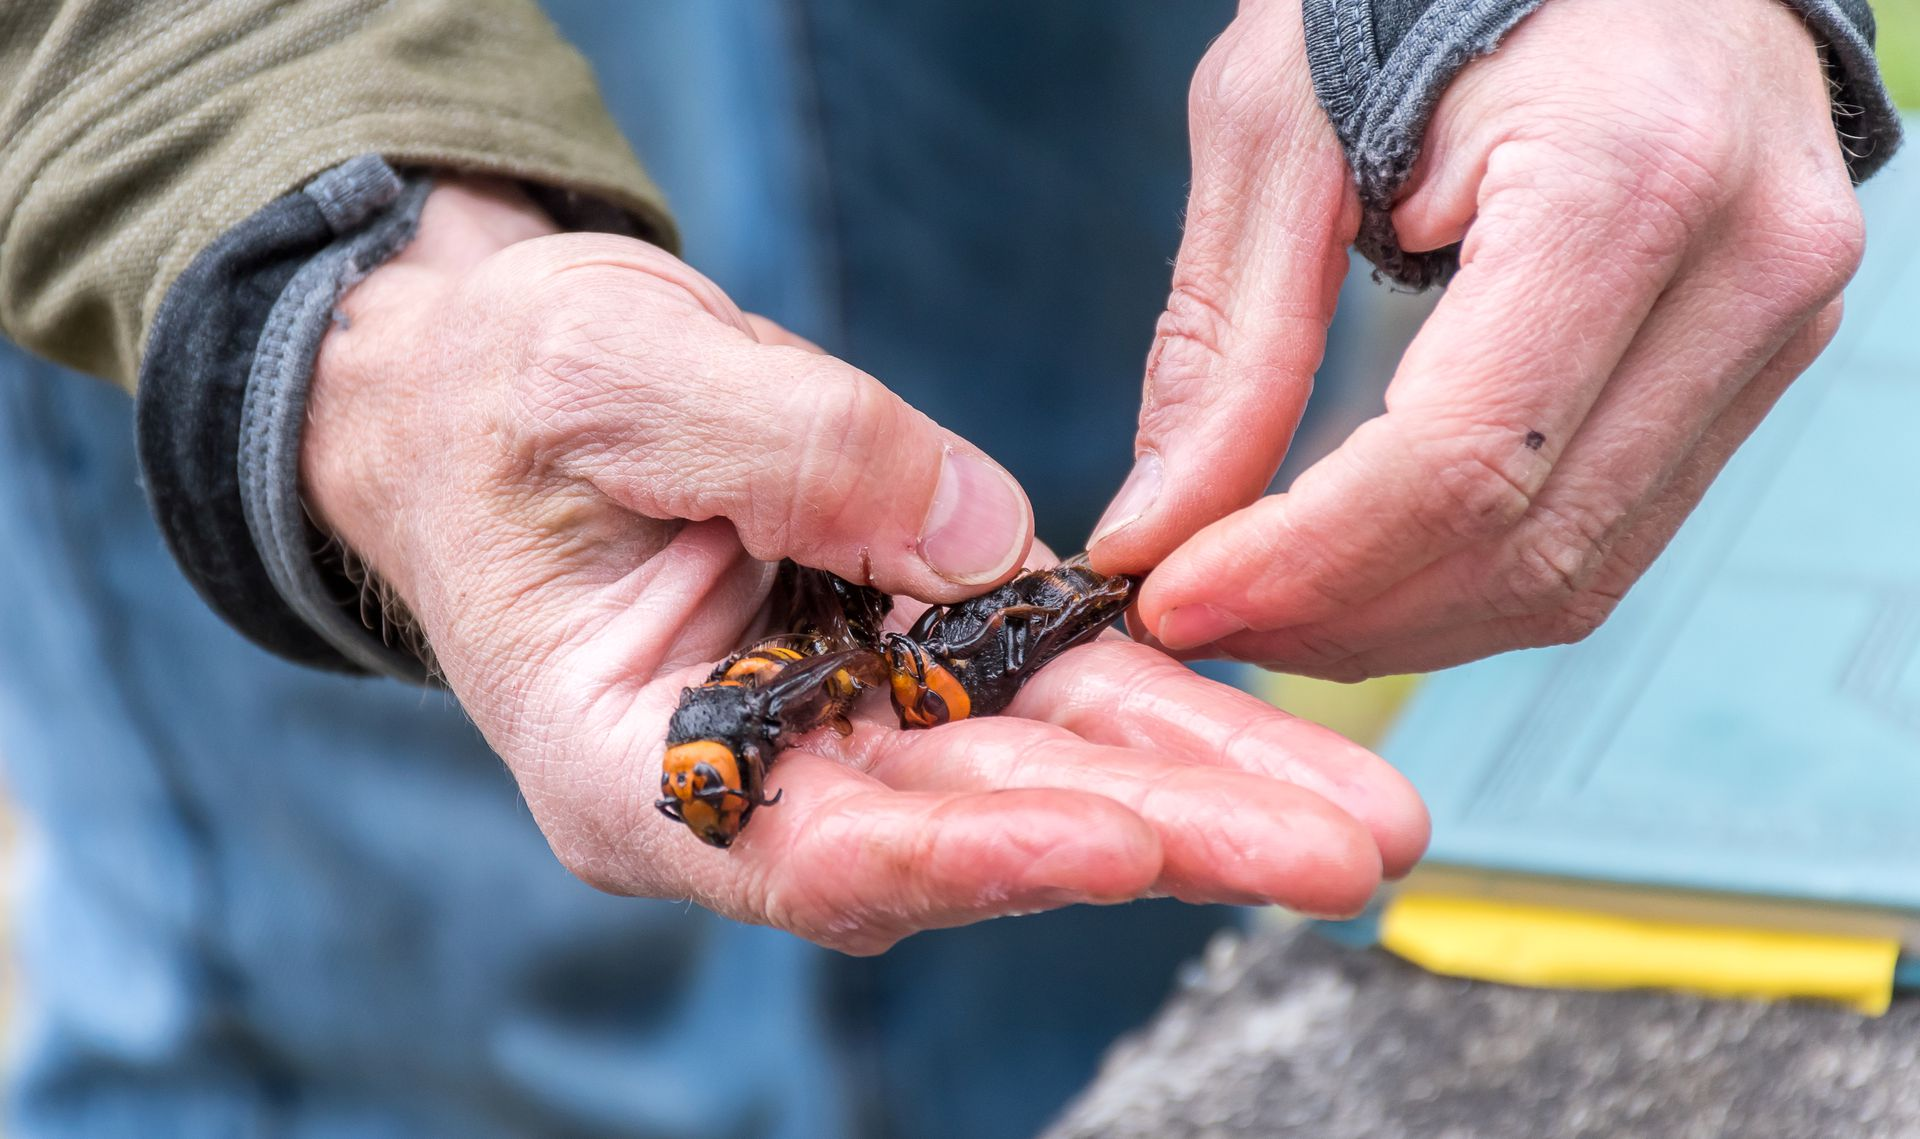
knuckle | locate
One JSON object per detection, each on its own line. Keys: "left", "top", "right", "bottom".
{"left": 1814, "top": 196, "right": 1869, "bottom": 287}
{"left": 1186, "top": 21, "right": 1314, "bottom": 162}
{"left": 1187, "top": 38, "right": 1232, "bottom": 122}
{"left": 1416, "top": 426, "right": 1552, "bottom": 544}
{"left": 1142, "top": 279, "right": 1238, "bottom": 418}
{"left": 1750, "top": 184, "right": 1867, "bottom": 309}
{"left": 1494, "top": 505, "right": 1610, "bottom": 615}
{"left": 1144, "top": 273, "right": 1323, "bottom": 448}
{"left": 1484, "top": 104, "right": 1732, "bottom": 250}
{"left": 1187, "top": 27, "right": 1264, "bottom": 130}
{"left": 1159, "top": 278, "right": 1237, "bottom": 359}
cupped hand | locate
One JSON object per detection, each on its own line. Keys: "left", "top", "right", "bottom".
{"left": 1090, "top": 0, "right": 1864, "bottom": 679}
{"left": 303, "top": 179, "right": 1427, "bottom": 954}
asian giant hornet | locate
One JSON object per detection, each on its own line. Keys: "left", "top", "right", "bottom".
{"left": 659, "top": 555, "right": 1137, "bottom": 847}
{"left": 657, "top": 562, "right": 891, "bottom": 848}
{"left": 882, "top": 554, "right": 1137, "bottom": 729}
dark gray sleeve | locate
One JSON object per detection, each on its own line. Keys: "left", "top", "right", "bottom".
{"left": 1304, "top": 0, "right": 1905, "bottom": 289}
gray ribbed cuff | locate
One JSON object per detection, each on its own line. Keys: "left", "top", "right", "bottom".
{"left": 1305, "top": 0, "right": 1548, "bottom": 289}
{"left": 1304, "top": 0, "right": 1905, "bottom": 290}
{"left": 238, "top": 156, "right": 436, "bottom": 684}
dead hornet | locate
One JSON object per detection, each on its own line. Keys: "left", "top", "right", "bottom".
{"left": 883, "top": 554, "right": 1138, "bottom": 729}
{"left": 657, "top": 562, "right": 891, "bottom": 848}
{"left": 659, "top": 554, "right": 1138, "bottom": 847}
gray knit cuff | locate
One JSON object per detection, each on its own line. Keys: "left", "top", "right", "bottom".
{"left": 1304, "top": 0, "right": 1905, "bottom": 290}
{"left": 238, "top": 156, "right": 437, "bottom": 684}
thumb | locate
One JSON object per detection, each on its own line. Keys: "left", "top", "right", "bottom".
{"left": 1085, "top": 5, "right": 1353, "bottom": 575}
{"left": 592, "top": 312, "right": 1033, "bottom": 603}
{"left": 497, "top": 235, "right": 1035, "bottom": 603}
{"left": 735, "top": 342, "right": 1037, "bottom": 600}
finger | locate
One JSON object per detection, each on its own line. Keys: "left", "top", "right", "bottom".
{"left": 496, "top": 235, "right": 1035, "bottom": 602}
{"left": 733, "top": 753, "right": 1164, "bottom": 955}
{"left": 649, "top": 334, "right": 1033, "bottom": 599}
{"left": 1086, "top": 4, "right": 1353, "bottom": 573}
{"left": 1137, "top": 126, "right": 1722, "bottom": 650}
{"left": 850, "top": 714, "right": 1383, "bottom": 914}
{"left": 1004, "top": 641, "right": 1429, "bottom": 878}
{"left": 1212, "top": 296, "right": 1841, "bottom": 678}
{"left": 1200, "top": 215, "right": 1857, "bottom": 666}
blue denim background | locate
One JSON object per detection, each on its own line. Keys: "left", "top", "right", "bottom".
{"left": 0, "top": 4, "right": 1263, "bottom": 1137}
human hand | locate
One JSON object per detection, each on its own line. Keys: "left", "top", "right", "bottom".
{"left": 1090, "top": 0, "right": 1864, "bottom": 679}
{"left": 303, "top": 180, "right": 1426, "bottom": 953}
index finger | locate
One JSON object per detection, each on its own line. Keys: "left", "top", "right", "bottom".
{"left": 1085, "top": 5, "right": 1352, "bottom": 575}
{"left": 1005, "top": 641, "right": 1429, "bottom": 879}
{"left": 1138, "top": 134, "right": 1711, "bottom": 646}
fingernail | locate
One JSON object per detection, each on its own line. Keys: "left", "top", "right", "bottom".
{"left": 919, "top": 449, "right": 1031, "bottom": 585}
{"left": 1089, "top": 452, "right": 1163, "bottom": 547}
{"left": 1156, "top": 603, "right": 1245, "bottom": 650}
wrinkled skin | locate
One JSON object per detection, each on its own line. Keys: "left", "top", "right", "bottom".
{"left": 303, "top": 181, "right": 1428, "bottom": 955}
{"left": 1089, "top": 0, "right": 1866, "bottom": 679}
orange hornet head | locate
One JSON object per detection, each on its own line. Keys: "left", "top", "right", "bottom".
{"left": 882, "top": 632, "right": 973, "bottom": 730}
{"left": 657, "top": 740, "right": 754, "bottom": 848}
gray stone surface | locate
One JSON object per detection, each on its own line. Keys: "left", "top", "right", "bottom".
{"left": 1043, "top": 921, "right": 1920, "bottom": 1139}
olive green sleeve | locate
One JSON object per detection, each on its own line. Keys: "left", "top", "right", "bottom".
{"left": 0, "top": 0, "right": 677, "bottom": 389}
